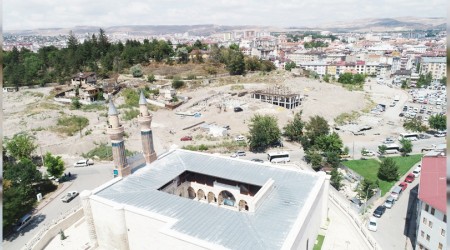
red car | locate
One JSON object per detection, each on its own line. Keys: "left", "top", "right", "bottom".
{"left": 399, "top": 182, "right": 408, "bottom": 191}
{"left": 404, "top": 173, "right": 415, "bottom": 183}
{"left": 180, "top": 136, "right": 193, "bottom": 141}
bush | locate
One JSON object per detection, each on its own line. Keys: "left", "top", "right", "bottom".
{"left": 147, "top": 74, "right": 156, "bottom": 83}
{"left": 55, "top": 115, "right": 89, "bottom": 136}
{"left": 130, "top": 64, "right": 143, "bottom": 77}
{"left": 172, "top": 79, "right": 185, "bottom": 89}
{"left": 71, "top": 98, "right": 81, "bottom": 109}
{"left": 122, "top": 109, "right": 140, "bottom": 121}
{"left": 82, "top": 143, "right": 135, "bottom": 161}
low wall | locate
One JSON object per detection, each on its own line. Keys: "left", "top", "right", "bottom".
{"left": 27, "top": 207, "right": 84, "bottom": 250}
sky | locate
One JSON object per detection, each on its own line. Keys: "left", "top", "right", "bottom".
{"left": 3, "top": 0, "right": 447, "bottom": 31}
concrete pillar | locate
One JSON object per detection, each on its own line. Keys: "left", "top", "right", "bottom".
{"left": 80, "top": 190, "right": 98, "bottom": 248}
{"left": 112, "top": 204, "right": 130, "bottom": 250}
{"left": 321, "top": 174, "right": 331, "bottom": 227}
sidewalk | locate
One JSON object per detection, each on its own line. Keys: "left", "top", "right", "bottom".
{"left": 34, "top": 181, "right": 74, "bottom": 213}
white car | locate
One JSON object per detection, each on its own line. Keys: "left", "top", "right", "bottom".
{"left": 235, "top": 135, "right": 246, "bottom": 142}
{"left": 368, "top": 217, "right": 378, "bottom": 232}
{"left": 362, "top": 150, "right": 376, "bottom": 157}
{"left": 74, "top": 159, "right": 94, "bottom": 167}
{"left": 435, "top": 131, "right": 446, "bottom": 137}
{"left": 412, "top": 166, "right": 421, "bottom": 177}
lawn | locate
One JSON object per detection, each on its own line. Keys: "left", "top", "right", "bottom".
{"left": 313, "top": 234, "right": 325, "bottom": 250}
{"left": 342, "top": 154, "right": 422, "bottom": 195}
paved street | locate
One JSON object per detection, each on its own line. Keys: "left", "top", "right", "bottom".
{"left": 368, "top": 170, "right": 420, "bottom": 250}
{"left": 2, "top": 163, "right": 114, "bottom": 250}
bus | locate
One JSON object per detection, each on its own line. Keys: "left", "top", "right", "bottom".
{"left": 267, "top": 152, "right": 290, "bottom": 163}
{"left": 380, "top": 143, "right": 400, "bottom": 154}
{"left": 398, "top": 133, "right": 419, "bottom": 141}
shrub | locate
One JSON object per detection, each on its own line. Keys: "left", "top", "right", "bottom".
{"left": 172, "top": 79, "right": 185, "bottom": 89}
{"left": 130, "top": 64, "right": 143, "bottom": 77}
{"left": 55, "top": 115, "right": 89, "bottom": 136}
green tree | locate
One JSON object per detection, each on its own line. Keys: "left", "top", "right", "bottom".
{"left": 72, "top": 97, "right": 81, "bottom": 109}
{"left": 147, "top": 74, "right": 156, "bottom": 83}
{"left": 227, "top": 51, "right": 245, "bottom": 75}
{"left": 357, "top": 179, "right": 376, "bottom": 199}
{"left": 315, "top": 132, "right": 343, "bottom": 153}
{"left": 440, "top": 76, "right": 446, "bottom": 85}
{"left": 302, "top": 115, "right": 330, "bottom": 150}
{"left": 330, "top": 168, "right": 343, "bottom": 190}
{"left": 44, "top": 152, "right": 65, "bottom": 178}
{"left": 403, "top": 117, "right": 427, "bottom": 132}
{"left": 305, "top": 150, "right": 323, "bottom": 171}
{"left": 377, "top": 157, "right": 399, "bottom": 181}
{"left": 323, "top": 74, "right": 330, "bottom": 83}
{"left": 4, "top": 133, "right": 37, "bottom": 160}
{"left": 428, "top": 114, "right": 446, "bottom": 131}
{"left": 130, "top": 64, "right": 143, "bottom": 77}
{"left": 399, "top": 139, "right": 413, "bottom": 156}
{"left": 244, "top": 56, "right": 261, "bottom": 71}
{"left": 248, "top": 114, "right": 281, "bottom": 152}
{"left": 378, "top": 145, "right": 387, "bottom": 156}
{"left": 325, "top": 151, "right": 340, "bottom": 168}
{"left": 285, "top": 61, "right": 297, "bottom": 71}
{"left": 283, "top": 112, "right": 304, "bottom": 142}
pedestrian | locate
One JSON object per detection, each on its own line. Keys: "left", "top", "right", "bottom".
{"left": 68, "top": 172, "right": 71, "bottom": 177}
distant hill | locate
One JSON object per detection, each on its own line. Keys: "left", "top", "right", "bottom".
{"left": 4, "top": 17, "right": 445, "bottom": 36}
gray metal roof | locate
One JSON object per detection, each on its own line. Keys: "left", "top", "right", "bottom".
{"left": 95, "top": 150, "right": 321, "bottom": 249}
{"left": 108, "top": 98, "right": 118, "bottom": 116}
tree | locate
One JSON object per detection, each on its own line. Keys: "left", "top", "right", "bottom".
{"left": 4, "top": 133, "right": 37, "bottom": 160}
{"left": 72, "top": 97, "right": 81, "bottom": 109}
{"left": 244, "top": 56, "right": 261, "bottom": 71}
{"left": 226, "top": 51, "right": 245, "bottom": 75}
{"left": 302, "top": 115, "right": 330, "bottom": 150}
{"left": 330, "top": 168, "right": 343, "bottom": 190}
{"left": 378, "top": 157, "right": 399, "bottom": 181}
{"left": 248, "top": 114, "right": 281, "bottom": 152}
{"left": 130, "top": 64, "right": 143, "bottom": 77}
{"left": 315, "top": 132, "right": 344, "bottom": 153}
{"left": 305, "top": 150, "right": 323, "bottom": 171}
{"left": 44, "top": 152, "right": 65, "bottom": 178}
{"left": 283, "top": 112, "right": 304, "bottom": 142}
{"left": 147, "top": 74, "right": 156, "bottom": 83}
{"left": 285, "top": 61, "right": 296, "bottom": 71}
{"left": 403, "top": 117, "right": 427, "bottom": 132}
{"left": 440, "top": 76, "right": 446, "bottom": 86}
{"left": 323, "top": 74, "right": 330, "bottom": 83}
{"left": 357, "top": 179, "right": 376, "bottom": 200}
{"left": 325, "top": 151, "right": 340, "bottom": 168}
{"left": 428, "top": 114, "right": 446, "bottom": 131}
{"left": 378, "top": 145, "right": 387, "bottom": 156}
{"left": 399, "top": 139, "right": 412, "bottom": 156}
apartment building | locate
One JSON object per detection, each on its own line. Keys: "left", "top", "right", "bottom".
{"left": 415, "top": 153, "right": 447, "bottom": 250}
{"left": 419, "top": 57, "right": 446, "bottom": 80}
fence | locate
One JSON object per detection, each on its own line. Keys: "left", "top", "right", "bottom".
{"left": 329, "top": 187, "right": 381, "bottom": 250}
{"left": 24, "top": 204, "right": 83, "bottom": 250}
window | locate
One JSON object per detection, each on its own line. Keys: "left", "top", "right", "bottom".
{"left": 428, "top": 221, "right": 433, "bottom": 228}
{"left": 425, "top": 204, "right": 429, "bottom": 212}
{"left": 444, "top": 215, "right": 446, "bottom": 223}
{"left": 431, "top": 208, "right": 435, "bottom": 215}
{"left": 426, "top": 234, "right": 430, "bottom": 241}
{"left": 423, "top": 217, "right": 427, "bottom": 224}
{"left": 441, "top": 229, "right": 445, "bottom": 237}
{"left": 438, "top": 243, "right": 443, "bottom": 250}
{"left": 421, "top": 230, "right": 424, "bottom": 237}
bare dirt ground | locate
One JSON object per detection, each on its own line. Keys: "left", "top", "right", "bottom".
{"left": 3, "top": 71, "right": 407, "bottom": 166}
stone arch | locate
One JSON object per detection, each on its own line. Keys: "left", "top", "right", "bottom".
{"left": 187, "top": 187, "right": 196, "bottom": 199}
{"left": 207, "top": 192, "right": 216, "bottom": 203}
{"left": 219, "top": 190, "right": 236, "bottom": 207}
{"left": 197, "top": 189, "right": 206, "bottom": 201}
{"left": 239, "top": 200, "right": 249, "bottom": 211}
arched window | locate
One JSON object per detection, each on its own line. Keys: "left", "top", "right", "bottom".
{"left": 197, "top": 189, "right": 205, "bottom": 201}
{"left": 239, "top": 200, "right": 249, "bottom": 211}
{"left": 187, "top": 187, "right": 196, "bottom": 199}
{"left": 207, "top": 192, "right": 216, "bottom": 203}
{"left": 219, "top": 190, "right": 236, "bottom": 207}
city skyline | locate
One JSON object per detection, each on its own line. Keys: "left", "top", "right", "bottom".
{"left": 4, "top": 0, "right": 446, "bottom": 31}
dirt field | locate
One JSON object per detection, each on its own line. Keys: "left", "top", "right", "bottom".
{"left": 3, "top": 71, "right": 406, "bottom": 166}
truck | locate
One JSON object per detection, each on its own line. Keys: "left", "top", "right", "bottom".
{"left": 61, "top": 191, "right": 79, "bottom": 203}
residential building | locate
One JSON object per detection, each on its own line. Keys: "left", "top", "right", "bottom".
{"left": 419, "top": 57, "right": 446, "bottom": 80}
{"left": 415, "top": 153, "right": 447, "bottom": 250}
{"left": 392, "top": 70, "right": 412, "bottom": 84}
{"left": 71, "top": 72, "right": 97, "bottom": 87}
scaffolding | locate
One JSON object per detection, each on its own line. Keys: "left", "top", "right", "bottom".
{"left": 251, "top": 85, "right": 302, "bottom": 109}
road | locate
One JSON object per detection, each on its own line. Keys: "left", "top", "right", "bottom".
{"left": 3, "top": 163, "right": 114, "bottom": 250}
{"left": 368, "top": 169, "right": 420, "bottom": 250}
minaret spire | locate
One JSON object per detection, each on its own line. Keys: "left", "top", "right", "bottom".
{"left": 138, "top": 91, "right": 157, "bottom": 164}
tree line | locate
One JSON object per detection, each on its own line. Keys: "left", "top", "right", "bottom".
{"left": 3, "top": 29, "right": 276, "bottom": 88}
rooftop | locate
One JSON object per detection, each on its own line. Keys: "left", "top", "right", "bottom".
{"left": 418, "top": 155, "right": 446, "bottom": 213}
{"left": 94, "top": 149, "right": 324, "bottom": 249}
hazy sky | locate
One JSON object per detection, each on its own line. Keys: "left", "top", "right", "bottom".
{"left": 4, "top": 0, "right": 446, "bottom": 30}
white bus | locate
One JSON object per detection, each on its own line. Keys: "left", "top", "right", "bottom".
{"left": 379, "top": 143, "right": 400, "bottom": 154}
{"left": 398, "top": 133, "right": 419, "bottom": 141}
{"left": 267, "top": 152, "right": 290, "bottom": 163}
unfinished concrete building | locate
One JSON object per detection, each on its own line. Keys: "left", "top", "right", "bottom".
{"left": 251, "top": 85, "right": 302, "bottom": 109}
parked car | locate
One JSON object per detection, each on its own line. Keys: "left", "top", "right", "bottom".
{"left": 434, "top": 131, "right": 446, "bottom": 137}
{"left": 412, "top": 166, "right": 421, "bottom": 177}
{"left": 350, "top": 197, "right": 362, "bottom": 207}
{"left": 15, "top": 213, "right": 33, "bottom": 232}
{"left": 231, "top": 151, "right": 246, "bottom": 158}
{"left": 383, "top": 138, "right": 395, "bottom": 144}
{"left": 368, "top": 217, "right": 378, "bottom": 232}
{"left": 73, "top": 159, "right": 93, "bottom": 167}
{"left": 399, "top": 182, "right": 408, "bottom": 191}
{"left": 61, "top": 191, "right": 79, "bottom": 203}
{"left": 384, "top": 196, "right": 395, "bottom": 208}
{"left": 373, "top": 206, "right": 386, "bottom": 218}
{"left": 234, "top": 107, "right": 243, "bottom": 112}
{"left": 251, "top": 159, "right": 264, "bottom": 163}
{"left": 390, "top": 186, "right": 403, "bottom": 200}
{"left": 235, "top": 135, "right": 246, "bottom": 141}
{"left": 404, "top": 173, "right": 415, "bottom": 183}
{"left": 180, "top": 136, "right": 193, "bottom": 141}
{"left": 362, "top": 150, "right": 376, "bottom": 156}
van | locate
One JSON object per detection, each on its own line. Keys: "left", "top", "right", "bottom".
{"left": 15, "top": 213, "right": 33, "bottom": 232}
{"left": 390, "top": 186, "right": 403, "bottom": 200}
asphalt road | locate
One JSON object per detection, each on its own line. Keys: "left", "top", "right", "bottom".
{"left": 368, "top": 170, "right": 420, "bottom": 250}
{"left": 3, "top": 163, "right": 114, "bottom": 250}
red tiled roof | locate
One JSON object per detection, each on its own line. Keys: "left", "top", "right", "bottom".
{"left": 418, "top": 156, "right": 446, "bottom": 214}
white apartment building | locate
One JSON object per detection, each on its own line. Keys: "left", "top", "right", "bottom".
{"left": 419, "top": 57, "right": 446, "bottom": 80}
{"left": 298, "top": 61, "right": 328, "bottom": 76}
{"left": 415, "top": 154, "right": 447, "bottom": 250}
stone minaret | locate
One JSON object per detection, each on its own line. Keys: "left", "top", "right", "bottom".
{"left": 107, "top": 98, "right": 131, "bottom": 177}
{"left": 138, "top": 91, "right": 157, "bottom": 164}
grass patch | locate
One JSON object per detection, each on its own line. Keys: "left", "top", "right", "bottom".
{"left": 122, "top": 109, "right": 140, "bottom": 121}
{"left": 230, "top": 84, "right": 244, "bottom": 91}
{"left": 342, "top": 154, "right": 422, "bottom": 195}
{"left": 23, "top": 91, "right": 44, "bottom": 98}
{"left": 313, "top": 234, "right": 325, "bottom": 250}
{"left": 334, "top": 111, "right": 360, "bottom": 125}
{"left": 54, "top": 115, "right": 89, "bottom": 136}
{"left": 81, "top": 103, "right": 106, "bottom": 112}
{"left": 82, "top": 143, "right": 135, "bottom": 161}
